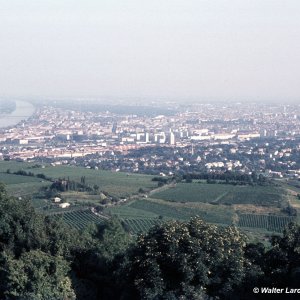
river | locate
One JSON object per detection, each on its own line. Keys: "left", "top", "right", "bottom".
{"left": 0, "top": 100, "right": 35, "bottom": 129}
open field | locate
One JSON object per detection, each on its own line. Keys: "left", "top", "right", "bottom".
{"left": 27, "top": 165, "right": 157, "bottom": 197}
{"left": 0, "top": 161, "right": 157, "bottom": 203}
{"left": 106, "top": 198, "right": 236, "bottom": 225}
{"left": 0, "top": 162, "right": 52, "bottom": 197}
{"left": 276, "top": 179, "right": 300, "bottom": 223}
{"left": 0, "top": 172, "right": 45, "bottom": 184}
{"left": 57, "top": 191, "right": 104, "bottom": 207}
{"left": 238, "top": 213, "right": 295, "bottom": 232}
{"left": 1, "top": 161, "right": 297, "bottom": 236}
{"left": 219, "top": 187, "right": 284, "bottom": 206}
{"left": 5, "top": 182, "right": 51, "bottom": 197}
{"left": 105, "top": 205, "right": 159, "bottom": 219}
{"left": 152, "top": 183, "right": 231, "bottom": 203}
{"left": 51, "top": 209, "right": 106, "bottom": 230}
{"left": 0, "top": 161, "right": 39, "bottom": 173}
{"left": 105, "top": 198, "right": 293, "bottom": 233}
{"left": 283, "top": 179, "right": 300, "bottom": 191}
{"left": 122, "top": 218, "right": 162, "bottom": 234}
{"left": 152, "top": 182, "right": 287, "bottom": 206}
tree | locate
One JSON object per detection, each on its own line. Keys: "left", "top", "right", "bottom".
{"left": 0, "top": 187, "right": 47, "bottom": 256}
{"left": 0, "top": 250, "right": 75, "bottom": 300}
{"left": 264, "top": 222, "right": 300, "bottom": 286}
{"left": 71, "top": 218, "right": 132, "bottom": 299}
{"left": 237, "top": 222, "right": 300, "bottom": 298}
{"left": 83, "top": 217, "right": 132, "bottom": 262}
{"left": 0, "top": 184, "right": 81, "bottom": 299}
{"left": 121, "top": 217, "right": 247, "bottom": 299}
{"left": 80, "top": 176, "right": 86, "bottom": 185}
{"left": 93, "top": 184, "right": 100, "bottom": 193}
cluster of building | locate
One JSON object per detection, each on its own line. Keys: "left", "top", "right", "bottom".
{"left": 0, "top": 101, "right": 300, "bottom": 178}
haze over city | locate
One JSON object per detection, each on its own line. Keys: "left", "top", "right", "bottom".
{"left": 1, "top": 0, "right": 300, "bottom": 103}
{"left": 2, "top": 2, "right": 300, "bottom": 299}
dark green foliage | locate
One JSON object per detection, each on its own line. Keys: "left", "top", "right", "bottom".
{"left": 90, "top": 217, "right": 132, "bottom": 261}
{"left": 50, "top": 178, "right": 92, "bottom": 193}
{"left": 182, "top": 171, "right": 271, "bottom": 186}
{"left": 70, "top": 218, "right": 133, "bottom": 299}
{"left": 0, "top": 185, "right": 80, "bottom": 258}
{"left": 237, "top": 223, "right": 300, "bottom": 299}
{"left": 120, "top": 218, "right": 247, "bottom": 299}
{"left": 36, "top": 173, "right": 47, "bottom": 180}
{"left": 0, "top": 250, "right": 75, "bottom": 300}
{"left": 152, "top": 177, "right": 172, "bottom": 184}
{"left": 14, "top": 170, "right": 33, "bottom": 176}
{"left": 1, "top": 182, "right": 300, "bottom": 299}
{"left": 0, "top": 190, "right": 46, "bottom": 257}
{"left": 0, "top": 184, "right": 80, "bottom": 299}
{"left": 266, "top": 223, "right": 300, "bottom": 282}
{"left": 93, "top": 184, "right": 99, "bottom": 193}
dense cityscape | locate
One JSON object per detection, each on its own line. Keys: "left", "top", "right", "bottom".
{"left": 1, "top": 100, "right": 300, "bottom": 179}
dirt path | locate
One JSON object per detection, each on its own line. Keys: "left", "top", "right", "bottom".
{"left": 148, "top": 183, "right": 176, "bottom": 195}
{"left": 211, "top": 191, "right": 229, "bottom": 203}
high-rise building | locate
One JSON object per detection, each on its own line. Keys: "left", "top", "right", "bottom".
{"left": 145, "top": 132, "right": 149, "bottom": 143}
{"left": 170, "top": 132, "right": 175, "bottom": 145}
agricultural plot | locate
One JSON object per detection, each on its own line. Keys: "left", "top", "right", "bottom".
{"left": 58, "top": 191, "right": 104, "bottom": 207}
{"left": 5, "top": 181, "right": 51, "bottom": 197}
{"left": 219, "top": 186, "right": 285, "bottom": 206}
{"left": 31, "top": 197, "right": 49, "bottom": 210}
{"left": 152, "top": 183, "right": 231, "bottom": 203}
{"left": 105, "top": 205, "right": 158, "bottom": 219}
{"left": 0, "top": 161, "right": 38, "bottom": 173}
{"left": 28, "top": 165, "right": 157, "bottom": 197}
{"left": 152, "top": 183, "right": 286, "bottom": 206}
{"left": 278, "top": 180, "right": 300, "bottom": 196}
{"left": 122, "top": 218, "right": 162, "bottom": 234}
{"left": 52, "top": 209, "right": 105, "bottom": 230}
{"left": 286, "top": 180, "right": 300, "bottom": 190}
{"left": 0, "top": 172, "right": 45, "bottom": 184}
{"left": 238, "top": 213, "right": 295, "bottom": 232}
{"left": 0, "top": 162, "right": 52, "bottom": 197}
{"left": 128, "top": 199, "right": 234, "bottom": 225}
{"left": 1, "top": 161, "right": 296, "bottom": 235}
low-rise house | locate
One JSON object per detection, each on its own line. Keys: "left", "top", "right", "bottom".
{"left": 53, "top": 197, "right": 61, "bottom": 203}
{"left": 59, "top": 202, "right": 70, "bottom": 208}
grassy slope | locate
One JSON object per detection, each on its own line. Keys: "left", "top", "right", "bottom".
{"left": 0, "top": 162, "right": 157, "bottom": 198}
{"left": 106, "top": 182, "right": 294, "bottom": 235}
{"left": 105, "top": 197, "right": 236, "bottom": 225}
{"left": 0, "top": 161, "right": 38, "bottom": 173}
{"left": 0, "top": 173, "right": 44, "bottom": 184}
{"left": 1, "top": 161, "right": 297, "bottom": 236}
{"left": 152, "top": 182, "right": 286, "bottom": 206}
{"left": 29, "top": 165, "right": 157, "bottom": 198}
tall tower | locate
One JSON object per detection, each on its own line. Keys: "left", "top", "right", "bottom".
{"left": 145, "top": 132, "right": 149, "bottom": 143}
{"left": 170, "top": 132, "right": 175, "bottom": 145}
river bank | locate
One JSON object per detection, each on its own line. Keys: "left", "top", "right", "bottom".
{"left": 0, "top": 100, "right": 35, "bottom": 129}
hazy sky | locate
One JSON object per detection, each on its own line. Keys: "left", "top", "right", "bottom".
{"left": 0, "top": 0, "right": 299, "bottom": 102}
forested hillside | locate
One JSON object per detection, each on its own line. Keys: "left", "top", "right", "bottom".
{"left": 0, "top": 183, "right": 299, "bottom": 299}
